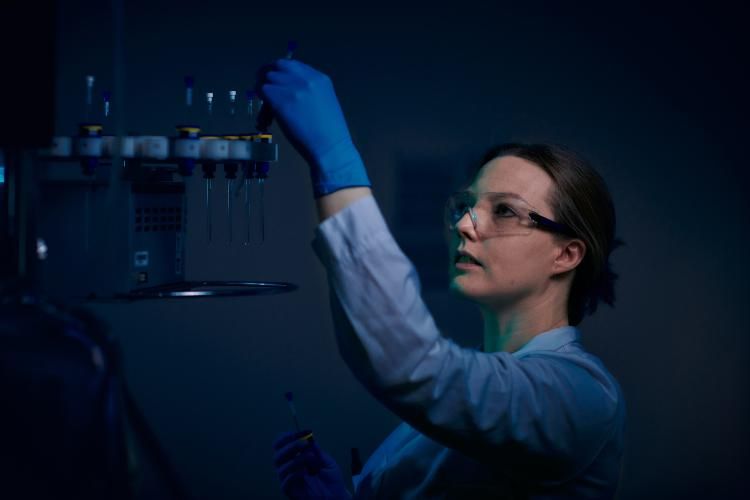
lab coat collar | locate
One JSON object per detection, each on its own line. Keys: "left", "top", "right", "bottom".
{"left": 511, "top": 325, "right": 581, "bottom": 358}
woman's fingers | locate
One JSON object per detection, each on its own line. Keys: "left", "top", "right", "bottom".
{"left": 275, "top": 58, "right": 321, "bottom": 79}
{"left": 265, "top": 69, "right": 305, "bottom": 87}
{"left": 273, "top": 437, "right": 313, "bottom": 468}
{"left": 256, "top": 83, "right": 297, "bottom": 105}
{"left": 273, "top": 429, "right": 312, "bottom": 450}
{"left": 256, "top": 59, "right": 308, "bottom": 93}
{"left": 277, "top": 448, "right": 318, "bottom": 480}
{"left": 273, "top": 429, "right": 313, "bottom": 451}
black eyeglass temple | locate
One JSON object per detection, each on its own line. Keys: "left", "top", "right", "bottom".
{"left": 529, "top": 212, "right": 577, "bottom": 237}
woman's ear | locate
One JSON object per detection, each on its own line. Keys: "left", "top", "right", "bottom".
{"left": 552, "top": 238, "right": 586, "bottom": 276}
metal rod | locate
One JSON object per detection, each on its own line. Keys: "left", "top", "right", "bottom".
{"left": 206, "top": 177, "right": 213, "bottom": 242}
{"left": 226, "top": 178, "right": 233, "bottom": 243}
{"left": 244, "top": 177, "right": 251, "bottom": 245}
{"left": 253, "top": 177, "right": 265, "bottom": 245}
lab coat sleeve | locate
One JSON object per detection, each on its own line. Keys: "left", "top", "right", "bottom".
{"left": 311, "top": 195, "right": 620, "bottom": 476}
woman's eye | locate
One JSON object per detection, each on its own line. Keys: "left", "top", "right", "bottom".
{"left": 494, "top": 204, "right": 515, "bottom": 217}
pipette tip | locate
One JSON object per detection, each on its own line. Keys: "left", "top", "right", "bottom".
{"left": 287, "top": 40, "right": 298, "bottom": 52}
{"left": 284, "top": 392, "right": 301, "bottom": 431}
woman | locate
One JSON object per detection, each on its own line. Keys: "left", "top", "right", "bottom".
{"left": 262, "top": 59, "right": 626, "bottom": 499}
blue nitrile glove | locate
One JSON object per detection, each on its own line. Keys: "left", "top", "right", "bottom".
{"left": 256, "top": 59, "right": 371, "bottom": 197}
{"left": 272, "top": 429, "right": 351, "bottom": 499}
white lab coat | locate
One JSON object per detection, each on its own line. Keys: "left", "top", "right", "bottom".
{"left": 312, "top": 195, "right": 625, "bottom": 499}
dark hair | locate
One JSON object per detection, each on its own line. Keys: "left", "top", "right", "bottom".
{"left": 469, "top": 143, "right": 625, "bottom": 326}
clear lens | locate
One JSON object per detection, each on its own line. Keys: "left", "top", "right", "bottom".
{"left": 445, "top": 192, "right": 537, "bottom": 237}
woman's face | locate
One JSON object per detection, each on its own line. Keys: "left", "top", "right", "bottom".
{"left": 448, "top": 155, "right": 562, "bottom": 308}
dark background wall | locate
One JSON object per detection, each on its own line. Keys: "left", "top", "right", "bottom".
{"left": 51, "top": 1, "right": 748, "bottom": 498}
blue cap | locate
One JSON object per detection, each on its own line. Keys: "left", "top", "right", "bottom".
{"left": 184, "top": 76, "right": 194, "bottom": 88}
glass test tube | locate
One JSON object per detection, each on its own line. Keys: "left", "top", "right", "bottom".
{"left": 185, "top": 77, "right": 194, "bottom": 110}
{"left": 181, "top": 77, "right": 196, "bottom": 255}
{"left": 85, "top": 75, "right": 94, "bottom": 121}
{"left": 205, "top": 92, "right": 214, "bottom": 242}
{"left": 242, "top": 93, "right": 255, "bottom": 245}
{"left": 229, "top": 90, "right": 237, "bottom": 119}
{"left": 84, "top": 75, "right": 95, "bottom": 253}
{"left": 102, "top": 91, "right": 111, "bottom": 119}
{"left": 246, "top": 90, "right": 255, "bottom": 121}
{"left": 227, "top": 90, "right": 238, "bottom": 243}
{"left": 205, "top": 91, "right": 214, "bottom": 133}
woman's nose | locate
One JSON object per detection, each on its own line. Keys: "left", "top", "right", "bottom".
{"left": 455, "top": 209, "right": 478, "bottom": 239}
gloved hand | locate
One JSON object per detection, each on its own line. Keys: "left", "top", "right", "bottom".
{"left": 273, "top": 429, "right": 351, "bottom": 499}
{"left": 256, "top": 59, "right": 371, "bottom": 197}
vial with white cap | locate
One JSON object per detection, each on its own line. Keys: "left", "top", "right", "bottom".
{"left": 205, "top": 91, "right": 214, "bottom": 135}
{"left": 84, "top": 75, "right": 95, "bottom": 122}
{"left": 228, "top": 90, "right": 240, "bottom": 136}
{"left": 245, "top": 90, "right": 256, "bottom": 128}
{"left": 175, "top": 75, "right": 201, "bottom": 176}
{"left": 78, "top": 75, "right": 103, "bottom": 175}
{"left": 78, "top": 75, "right": 103, "bottom": 255}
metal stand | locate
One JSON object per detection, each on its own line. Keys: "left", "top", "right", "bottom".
{"left": 118, "top": 280, "right": 297, "bottom": 299}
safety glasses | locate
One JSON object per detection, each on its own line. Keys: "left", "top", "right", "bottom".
{"left": 444, "top": 191, "right": 576, "bottom": 238}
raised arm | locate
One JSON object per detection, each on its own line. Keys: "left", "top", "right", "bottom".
{"left": 316, "top": 187, "right": 372, "bottom": 221}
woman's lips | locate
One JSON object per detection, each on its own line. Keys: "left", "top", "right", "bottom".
{"left": 455, "top": 261, "right": 482, "bottom": 270}
{"left": 454, "top": 251, "right": 482, "bottom": 268}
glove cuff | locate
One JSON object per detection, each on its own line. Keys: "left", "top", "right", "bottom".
{"left": 311, "top": 139, "right": 371, "bottom": 198}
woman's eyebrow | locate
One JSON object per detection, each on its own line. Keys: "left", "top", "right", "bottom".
{"left": 485, "top": 191, "right": 532, "bottom": 205}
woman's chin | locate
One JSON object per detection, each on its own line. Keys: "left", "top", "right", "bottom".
{"left": 449, "top": 276, "right": 505, "bottom": 307}
{"left": 449, "top": 276, "right": 477, "bottom": 299}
